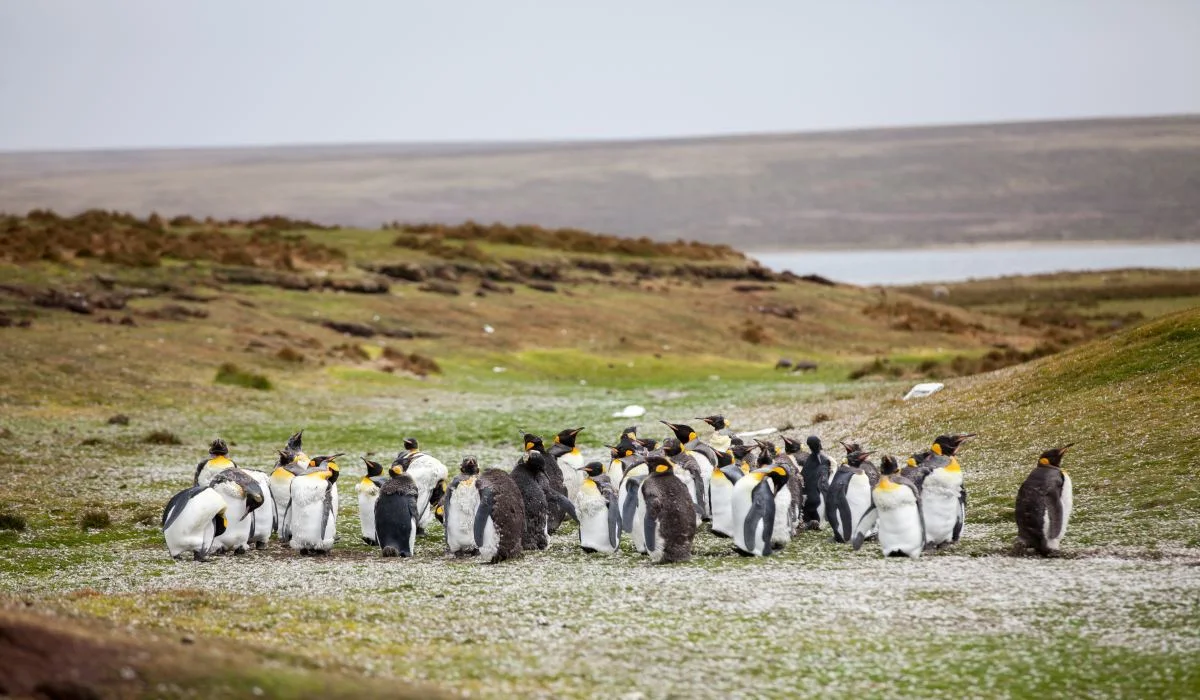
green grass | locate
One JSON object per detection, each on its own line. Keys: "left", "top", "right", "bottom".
{"left": 214, "top": 363, "right": 274, "bottom": 390}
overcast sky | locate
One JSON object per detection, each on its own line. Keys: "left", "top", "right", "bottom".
{"left": 2, "top": 1, "right": 1199, "bottom": 151}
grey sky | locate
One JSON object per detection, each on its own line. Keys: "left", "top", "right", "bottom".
{"left": 2, "top": 1, "right": 1199, "bottom": 151}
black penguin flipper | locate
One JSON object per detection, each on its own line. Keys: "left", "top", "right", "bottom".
{"left": 1046, "top": 488, "right": 1065, "bottom": 545}
{"left": 212, "top": 512, "right": 227, "bottom": 538}
{"left": 280, "top": 500, "right": 293, "bottom": 542}
{"left": 743, "top": 486, "right": 768, "bottom": 552}
{"left": 643, "top": 507, "right": 657, "bottom": 553}
{"left": 916, "top": 496, "right": 927, "bottom": 549}
{"left": 474, "top": 485, "right": 496, "bottom": 547}
{"left": 837, "top": 500, "right": 854, "bottom": 545}
{"left": 319, "top": 481, "right": 335, "bottom": 541}
{"left": 401, "top": 496, "right": 418, "bottom": 555}
{"left": 851, "top": 504, "right": 877, "bottom": 551}
{"left": 952, "top": 487, "right": 967, "bottom": 543}
{"left": 548, "top": 489, "right": 579, "bottom": 523}
{"left": 163, "top": 485, "right": 208, "bottom": 529}
{"left": 756, "top": 483, "right": 776, "bottom": 555}
{"left": 606, "top": 497, "right": 622, "bottom": 550}
{"left": 620, "top": 478, "right": 641, "bottom": 532}
{"left": 192, "top": 460, "right": 207, "bottom": 487}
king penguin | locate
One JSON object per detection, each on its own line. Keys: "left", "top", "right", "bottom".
{"left": 391, "top": 438, "right": 449, "bottom": 534}
{"left": 512, "top": 450, "right": 577, "bottom": 551}
{"left": 549, "top": 427, "right": 586, "bottom": 504}
{"left": 662, "top": 438, "right": 707, "bottom": 523}
{"left": 799, "top": 436, "right": 834, "bottom": 530}
{"left": 356, "top": 458, "right": 387, "bottom": 546}
{"left": 443, "top": 457, "right": 483, "bottom": 557}
{"left": 660, "top": 421, "right": 715, "bottom": 517}
{"left": 287, "top": 454, "right": 341, "bottom": 555}
{"left": 921, "top": 434, "right": 974, "bottom": 550}
{"left": 473, "top": 467, "right": 526, "bottom": 563}
{"left": 853, "top": 456, "right": 924, "bottom": 558}
{"left": 640, "top": 456, "right": 699, "bottom": 563}
{"left": 208, "top": 468, "right": 266, "bottom": 554}
{"left": 269, "top": 430, "right": 311, "bottom": 544}
{"left": 523, "top": 433, "right": 570, "bottom": 533}
{"left": 731, "top": 464, "right": 789, "bottom": 556}
{"left": 707, "top": 445, "right": 746, "bottom": 539}
{"left": 375, "top": 462, "right": 419, "bottom": 557}
{"left": 756, "top": 441, "right": 795, "bottom": 549}
{"left": 1014, "top": 444, "right": 1075, "bottom": 557}
{"left": 825, "top": 444, "right": 876, "bottom": 544}
{"left": 576, "top": 461, "right": 621, "bottom": 554}
{"left": 193, "top": 438, "right": 237, "bottom": 486}
{"left": 162, "top": 485, "right": 228, "bottom": 561}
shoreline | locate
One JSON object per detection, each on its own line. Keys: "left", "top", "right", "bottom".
{"left": 745, "top": 239, "right": 1200, "bottom": 256}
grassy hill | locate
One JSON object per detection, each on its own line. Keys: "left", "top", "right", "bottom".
{"left": 3, "top": 116, "right": 1200, "bottom": 249}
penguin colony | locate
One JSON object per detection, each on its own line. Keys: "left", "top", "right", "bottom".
{"left": 163, "top": 420, "right": 1076, "bottom": 563}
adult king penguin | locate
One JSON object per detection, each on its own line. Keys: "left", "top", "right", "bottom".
{"left": 731, "top": 464, "right": 789, "bottom": 556}
{"left": 799, "top": 436, "right": 834, "bottom": 530}
{"left": 549, "top": 427, "right": 586, "bottom": 504}
{"left": 193, "top": 438, "right": 237, "bottom": 486}
{"left": 288, "top": 454, "right": 341, "bottom": 555}
{"left": 825, "top": 444, "right": 876, "bottom": 544}
{"left": 443, "top": 457, "right": 483, "bottom": 557}
{"left": 208, "top": 468, "right": 265, "bottom": 554}
{"left": 473, "top": 467, "right": 526, "bottom": 563}
{"left": 661, "top": 421, "right": 715, "bottom": 515}
{"left": 853, "top": 456, "right": 924, "bottom": 558}
{"left": 375, "top": 463, "right": 419, "bottom": 557}
{"left": 756, "top": 441, "right": 795, "bottom": 549}
{"left": 391, "top": 438, "right": 449, "bottom": 534}
{"left": 576, "top": 461, "right": 621, "bottom": 554}
{"left": 356, "top": 458, "right": 388, "bottom": 546}
{"left": 162, "top": 485, "right": 227, "bottom": 561}
{"left": 1014, "top": 445, "right": 1075, "bottom": 557}
{"left": 921, "top": 434, "right": 974, "bottom": 550}
{"left": 662, "top": 438, "right": 707, "bottom": 523}
{"left": 640, "top": 456, "right": 698, "bottom": 563}
{"left": 707, "top": 445, "right": 746, "bottom": 539}
{"left": 269, "top": 431, "right": 311, "bottom": 544}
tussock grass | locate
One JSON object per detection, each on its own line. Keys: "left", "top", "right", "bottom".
{"left": 214, "top": 364, "right": 273, "bottom": 391}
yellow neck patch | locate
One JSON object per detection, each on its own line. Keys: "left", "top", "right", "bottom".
{"left": 877, "top": 477, "right": 901, "bottom": 492}
{"left": 208, "top": 455, "right": 233, "bottom": 469}
{"left": 943, "top": 459, "right": 961, "bottom": 473}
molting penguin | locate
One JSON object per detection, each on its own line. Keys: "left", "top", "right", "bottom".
{"left": 1014, "top": 445, "right": 1075, "bottom": 557}
{"left": 208, "top": 468, "right": 265, "bottom": 554}
{"left": 799, "top": 436, "right": 835, "bottom": 530}
{"left": 391, "top": 438, "right": 449, "bottom": 534}
{"left": 778, "top": 436, "right": 806, "bottom": 531}
{"left": 193, "top": 438, "right": 237, "bottom": 486}
{"left": 473, "top": 467, "right": 526, "bottom": 563}
{"left": 640, "top": 456, "right": 699, "bottom": 564}
{"left": 549, "top": 427, "right": 586, "bottom": 503}
{"left": 825, "top": 444, "right": 875, "bottom": 544}
{"left": 921, "top": 434, "right": 974, "bottom": 550}
{"left": 731, "top": 464, "right": 789, "bottom": 556}
{"left": 356, "top": 458, "right": 388, "bottom": 546}
{"left": 523, "top": 433, "right": 570, "bottom": 533}
{"left": 512, "top": 450, "right": 577, "bottom": 551}
{"left": 757, "top": 441, "right": 794, "bottom": 549}
{"left": 287, "top": 454, "right": 341, "bottom": 555}
{"left": 853, "top": 456, "right": 924, "bottom": 558}
{"left": 443, "top": 457, "right": 483, "bottom": 557}
{"left": 375, "top": 463, "right": 419, "bottom": 557}
{"left": 576, "top": 461, "right": 621, "bottom": 554}
{"left": 162, "top": 485, "right": 227, "bottom": 561}
{"left": 699, "top": 414, "right": 736, "bottom": 453}
{"left": 662, "top": 438, "right": 707, "bottom": 524}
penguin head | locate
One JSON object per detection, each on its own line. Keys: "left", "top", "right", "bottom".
{"left": 523, "top": 450, "right": 548, "bottom": 472}
{"left": 285, "top": 430, "right": 303, "bottom": 453}
{"left": 765, "top": 466, "right": 789, "bottom": 490}
{"left": 389, "top": 463, "right": 406, "bottom": 477}
{"left": 209, "top": 438, "right": 229, "bottom": 456}
{"left": 362, "top": 457, "right": 384, "bottom": 478}
{"left": 755, "top": 439, "right": 780, "bottom": 457}
{"left": 880, "top": 455, "right": 900, "bottom": 475}
{"left": 621, "top": 426, "right": 638, "bottom": 441}
{"left": 846, "top": 449, "right": 873, "bottom": 467}
{"left": 460, "top": 457, "right": 480, "bottom": 476}
{"left": 840, "top": 439, "right": 863, "bottom": 457}
{"left": 636, "top": 437, "right": 659, "bottom": 452}
{"left": 931, "top": 433, "right": 975, "bottom": 456}
{"left": 433, "top": 503, "right": 445, "bottom": 524}
{"left": 754, "top": 442, "right": 776, "bottom": 466}
{"left": 313, "top": 454, "right": 343, "bottom": 482}
{"left": 906, "top": 450, "right": 933, "bottom": 469}
{"left": 646, "top": 455, "right": 674, "bottom": 475}
{"left": 522, "top": 433, "right": 545, "bottom": 453}
{"left": 662, "top": 438, "right": 683, "bottom": 457}
{"left": 806, "top": 435, "right": 823, "bottom": 454}
{"left": 241, "top": 479, "right": 265, "bottom": 516}
{"left": 403, "top": 437, "right": 419, "bottom": 452}
{"left": 716, "top": 450, "right": 734, "bottom": 468}
{"left": 730, "top": 443, "right": 756, "bottom": 462}
{"left": 579, "top": 461, "right": 604, "bottom": 478}
{"left": 554, "top": 427, "right": 585, "bottom": 448}
{"left": 613, "top": 438, "right": 640, "bottom": 458}
{"left": 1038, "top": 444, "right": 1074, "bottom": 469}
{"left": 782, "top": 436, "right": 804, "bottom": 455}
{"left": 660, "top": 421, "right": 697, "bottom": 445}
{"left": 698, "top": 415, "right": 727, "bottom": 430}
{"left": 730, "top": 436, "right": 744, "bottom": 447}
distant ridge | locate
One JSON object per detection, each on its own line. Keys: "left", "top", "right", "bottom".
{"left": 3, "top": 115, "right": 1199, "bottom": 250}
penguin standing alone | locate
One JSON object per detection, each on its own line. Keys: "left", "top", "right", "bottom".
{"left": 375, "top": 463, "right": 419, "bottom": 557}
{"left": 472, "top": 468, "right": 526, "bottom": 563}
{"left": 1014, "top": 445, "right": 1075, "bottom": 557}
{"left": 356, "top": 458, "right": 387, "bottom": 546}
{"left": 575, "top": 461, "right": 621, "bottom": 554}
{"left": 852, "top": 456, "right": 924, "bottom": 558}
{"left": 731, "top": 464, "right": 789, "bottom": 556}
{"left": 162, "top": 485, "right": 228, "bottom": 561}
{"left": 799, "top": 436, "right": 834, "bottom": 530}
{"left": 443, "top": 457, "right": 483, "bottom": 557}
{"left": 640, "top": 456, "right": 699, "bottom": 564}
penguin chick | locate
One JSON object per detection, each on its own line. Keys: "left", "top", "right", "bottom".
{"left": 473, "top": 468, "right": 526, "bottom": 563}
{"left": 524, "top": 433, "right": 570, "bottom": 533}
{"left": 641, "top": 456, "right": 698, "bottom": 563}
{"left": 375, "top": 463, "right": 419, "bottom": 558}
{"left": 1014, "top": 445, "right": 1074, "bottom": 557}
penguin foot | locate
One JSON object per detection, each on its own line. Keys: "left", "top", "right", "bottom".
{"left": 298, "top": 548, "right": 312, "bottom": 556}
{"left": 362, "top": 537, "right": 378, "bottom": 546}
{"left": 234, "top": 546, "right": 247, "bottom": 555}
{"left": 1009, "top": 540, "right": 1029, "bottom": 557}
{"left": 255, "top": 541, "right": 268, "bottom": 550}
{"left": 192, "top": 551, "right": 207, "bottom": 562}
{"left": 382, "top": 546, "right": 399, "bottom": 558}
{"left": 804, "top": 520, "right": 821, "bottom": 531}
